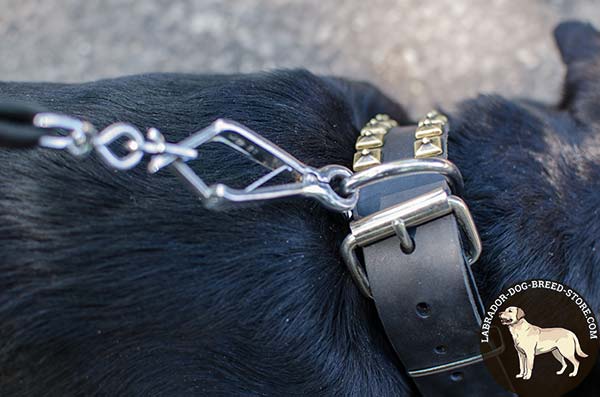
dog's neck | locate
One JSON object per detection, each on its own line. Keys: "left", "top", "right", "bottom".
{"left": 508, "top": 318, "right": 530, "bottom": 333}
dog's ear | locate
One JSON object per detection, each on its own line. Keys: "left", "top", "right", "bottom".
{"left": 555, "top": 21, "right": 600, "bottom": 64}
{"left": 554, "top": 21, "right": 600, "bottom": 123}
{"left": 516, "top": 307, "right": 525, "bottom": 321}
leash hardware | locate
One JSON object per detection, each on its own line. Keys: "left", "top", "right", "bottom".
{"left": 340, "top": 187, "right": 482, "bottom": 299}
{"left": 30, "top": 112, "right": 358, "bottom": 211}
{"left": 341, "top": 157, "right": 464, "bottom": 197}
{"left": 34, "top": 113, "right": 96, "bottom": 157}
{"left": 34, "top": 113, "right": 199, "bottom": 170}
{"left": 148, "top": 118, "right": 359, "bottom": 211}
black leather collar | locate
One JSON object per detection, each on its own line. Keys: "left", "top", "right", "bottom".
{"left": 350, "top": 123, "right": 516, "bottom": 396}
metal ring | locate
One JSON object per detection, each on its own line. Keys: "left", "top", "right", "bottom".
{"left": 341, "top": 158, "right": 464, "bottom": 196}
{"left": 314, "top": 164, "right": 359, "bottom": 212}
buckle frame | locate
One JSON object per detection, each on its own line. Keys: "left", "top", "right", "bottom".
{"left": 340, "top": 187, "right": 482, "bottom": 298}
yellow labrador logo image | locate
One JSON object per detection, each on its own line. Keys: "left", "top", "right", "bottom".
{"left": 480, "top": 280, "right": 598, "bottom": 397}
{"left": 499, "top": 306, "right": 588, "bottom": 379}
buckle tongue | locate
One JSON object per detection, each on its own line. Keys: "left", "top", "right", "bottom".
{"left": 341, "top": 188, "right": 482, "bottom": 299}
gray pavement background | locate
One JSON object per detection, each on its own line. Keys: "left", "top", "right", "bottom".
{"left": 1, "top": 0, "right": 599, "bottom": 115}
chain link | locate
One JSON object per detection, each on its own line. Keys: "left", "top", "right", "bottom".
{"left": 34, "top": 113, "right": 198, "bottom": 171}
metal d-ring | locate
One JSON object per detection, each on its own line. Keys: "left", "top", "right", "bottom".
{"left": 340, "top": 158, "right": 464, "bottom": 196}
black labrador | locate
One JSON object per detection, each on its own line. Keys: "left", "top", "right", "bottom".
{"left": 0, "top": 21, "right": 599, "bottom": 396}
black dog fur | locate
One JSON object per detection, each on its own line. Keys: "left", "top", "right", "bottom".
{"left": 0, "top": 21, "right": 599, "bottom": 396}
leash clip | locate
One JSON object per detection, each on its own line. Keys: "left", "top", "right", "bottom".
{"left": 149, "top": 119, "right": 358, "bottom": 211}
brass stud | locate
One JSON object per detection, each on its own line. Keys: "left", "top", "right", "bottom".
{"left": 377, "top": 120, "right": 398, "bottom": 129}
{"left": 432, "top": 114, "right": 448, "bottom": 124}
{"left": 355, "top": 132, "right": 384, "bottom": 150}
{"left": 368, "top": 118, "right": 398, "bottom": 130}
{"left": 414, "top": 136, "right": 443, "bottom": 158}
{"left": 415, "top": 124, "right": 443, "bottom": 139}
{"left": 426, "top": 110, "right": 440, "bottom": 118}
{"left": 353, "top": 148, "right": 382, "bottom": 171}
{"left": 418, "top": 114, "right": 448, "bottom": 128}
{"left": 418, "top": 118, "right": 440, "bottom": 128}
{"left": 361, "top": 125, "right": 388, "bottom": 135}
{"left": 352, "top": 114, "right": 398, "bottom": 170}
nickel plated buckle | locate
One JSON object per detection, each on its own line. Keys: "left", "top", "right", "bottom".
{"left": 341, "top": 187, "right": 482, "bottom": 299}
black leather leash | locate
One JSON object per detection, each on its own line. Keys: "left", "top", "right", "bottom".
{"left": 346, "top": 115, "right": 516, "bottom": 396}
{"left": 0, "top": 102, "right": 49, "bottom": 148}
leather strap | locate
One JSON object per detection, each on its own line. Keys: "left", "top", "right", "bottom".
{"left": 354, "top": 125, "right": 515, "bottom": 396}
{"left": 0, "top": 102, "right": 48, "bottom": 148}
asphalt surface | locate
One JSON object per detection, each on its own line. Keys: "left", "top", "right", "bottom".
{"left": 1, "top": 0, "right": 599, "bottom": 115}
